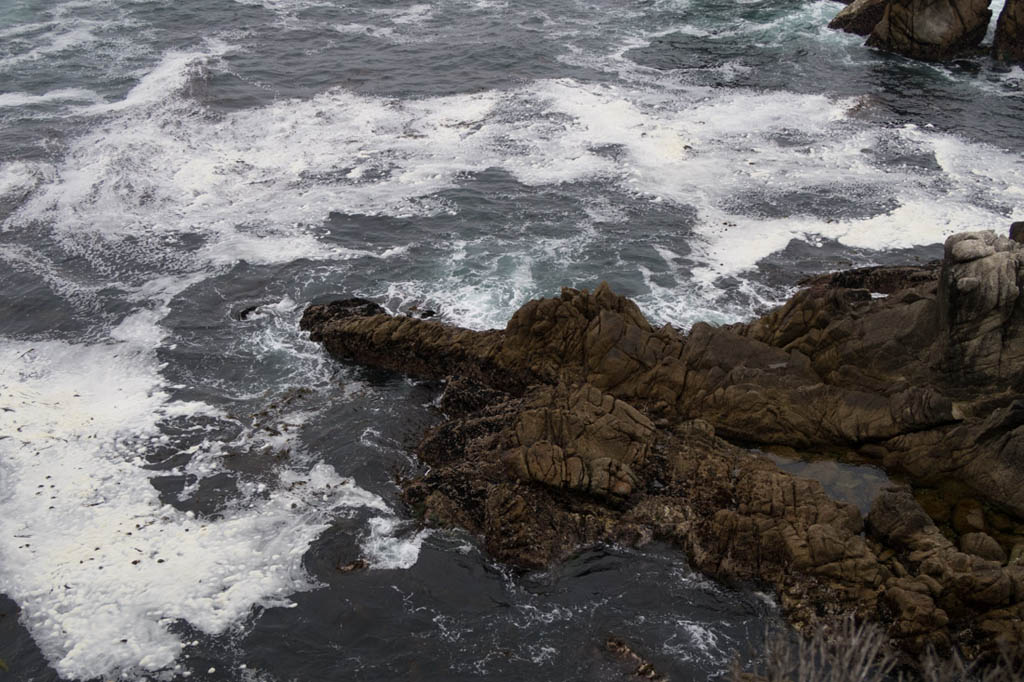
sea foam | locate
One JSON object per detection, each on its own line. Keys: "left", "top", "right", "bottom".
{"left": 10, "top": 53, "right": 1020, "bottom": 330}
{"left": 0, "top": 334, "right": 404, "bottom": 680}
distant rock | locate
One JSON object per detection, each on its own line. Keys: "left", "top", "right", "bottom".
{"left": 995, "top": 0, "right": 1024, "bottom": 62}
{"left": 866, "top": 0, "right": 992, "bottom": 61}
{"left": 829, "top": 0, "right": 890, "bottom": 36}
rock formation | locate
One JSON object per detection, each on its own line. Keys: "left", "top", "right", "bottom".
{"left": 830, "top": 0, "right": 891, "bottom": 36}
{"left": 994, "top": 0, "right": 1024, "bottom": 62}
{"left": 865, "top": 0, "right": 992, "bottom": 61}
{"left": 301, "top": 230, "right": 1024, "bottom": 660}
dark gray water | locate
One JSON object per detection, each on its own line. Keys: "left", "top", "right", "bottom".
{"left": 0, "top": 1, "right": 1021, "bottom": 680}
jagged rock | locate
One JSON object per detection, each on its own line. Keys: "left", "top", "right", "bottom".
{"left": 830, "top": 0, "right": 891, "bottom": 35}
{"left": 336, "top": 558, "right": 369, "bottom": 573}
{"left": 961, "top": 532, "right": 1008, "bottom": 562}
{"left": 300, "top": 297, "right": 385, "bottom": 335}
{"left": 502, "top": 384, "right": 653, "bottom": 498}
{"left": 868, "top": 487, "right": 935, "bottom": 548}
{"left": 799, "top": 262, "right": 940, "bottom": 292}
{"left": 867, "top": 0, "right": 993, "bottom": 61}
{"left": 883, "top": 583, "right": 949, "bottom": 649}
{"left": 994, "top": 0, "right": 1024, "bottom": 62}
{"left": 302, "top": 229, "right": 1024, "bottom": 659}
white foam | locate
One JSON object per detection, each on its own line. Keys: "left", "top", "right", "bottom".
{"left": 361, "top": 516, "right": 430, "bottom": 570}
{"left": 0, "top": 337, "right": 413, "bottom": 680}
{"left": 84, "top": 39, "right": 233, "bottom": 114}
{"left": 0, "top": 21, "right": 52, "bottom": 40}
{"left": 0, "top": 242, "right": 111, "bottom": 319}
{"left": 379, "top": 239, "right": 539, "bottom": 329}
{"left": 6, "top": 40, "right": 1020, "bottom": 331}
{"left": 0, "top": 161, "right": 53, "bottom": 201}
{"left": 380, "top": 3, "right": 434, "bottom": 25}
{"left": 0, "top": 25, "right": 98, "bottom": 69}
{"left": 231, "top": 0, "right": 334, "bottom": 10}
{"left": 662, "top": 619, "right": 729, "bottom": 663}
{"left": 471, "top": 0, "right": 509, "bottom": 10}
{"left": 0, "top": 88, "right": 102, "bottom": 108}
{"left": 976, "top": 65, "right": 1024, "bottom": 97}
{"left": 333, "top": 22, "right": 391, "bottom": 39}
{"left": 986, "top": 0, "right": 1008, "bottom": 45}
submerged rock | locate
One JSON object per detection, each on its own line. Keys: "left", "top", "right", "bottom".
{"left": 605, "top": 637, "right": 668, "bottom": 681}
{"left": 994, "top": 0, "right": 1024, "bottom": 62}
{"left": 301, "top": 229, "right": 1024, "bottom": 659}
{"left": 866, "top": 0, "right": 992, "bottom": 61}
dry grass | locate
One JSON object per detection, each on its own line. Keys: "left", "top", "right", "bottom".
{"left": 731, "top": 617, "right": 1022, "bottom": 682}
{"left": 731, "top": 617, "right": 895, "bottom": 682}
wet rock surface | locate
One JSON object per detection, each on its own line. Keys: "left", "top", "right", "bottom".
{"left": 301, "top": 230, "right": 1024, "bottom": 660}
{"left": 866, "top": 0, "right": 992, "bottom": 61}
{"left": 994, "top": 0, "right": 1024, "bottom": 63}
{"left": 829, "top": 0, "right": 891, "bottom": 36}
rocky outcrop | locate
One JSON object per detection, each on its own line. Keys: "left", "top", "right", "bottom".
{"left": 866, "top": 0, "right": 993, "bottom": 61}
{"left": 301, "top": 229, "right": 1024, "bottom": 660}
{"left": 994, "top": 0, "right": 1024, "bottom": 62}
{"left": 830, "top": 0, "right": 891, "bottom": 36}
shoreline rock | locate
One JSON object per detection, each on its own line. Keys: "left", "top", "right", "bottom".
{"left": 828, "top": 0, "right": 1006, "bottom": 63}
{"left": 830, "top": 0, "right": 891, "bottom": 36}
{"left": 301, "top": 229, "right": 1024, "bottom": 661}
{"left": 994, "top": 0, "right": 1024, "bottom": 62}
{"left": 867, "top": 0, "right": 992, "bottom": 62}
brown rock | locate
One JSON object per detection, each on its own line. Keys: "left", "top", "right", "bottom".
{"left": 953, "top": 498, "right": 987, "bottom": 535}
{"left": 867, "top": 0, "right": 993, "bottom": 61}
{"left": 960, "top": 532, "right": 1008, "bottom": 562}
{"left": 830, "top": 0, "right": 891, "bottom": 35}
{"left": 301, "top": 229, "right": 1024, "bottom": 661}
{"left": 605, "top": 637, "right": 668, "bottom": 681}
{"left": 994, "top": 0, "right": 1024, "bottom": 62}
{"left": 1011, "top": 221, "right": 1024, "bottom": 244}
{"left": 501, "top": 383, "right": 652, "bottom": 498}
{"left": 884, "top": 584, "right": 949, "bottom": 636}
{"left": 915, "top": 488, "right": 952, "bottom": 524}
{"left": 868, "top": 487, "right": 935, "bottom": 548}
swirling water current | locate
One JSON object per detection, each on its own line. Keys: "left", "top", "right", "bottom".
{"left": 0, "top": 1, "right": 1021, "bottom": 680}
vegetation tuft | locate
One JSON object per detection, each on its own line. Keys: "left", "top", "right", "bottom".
{"left": 731, "top": 617, "right": 1022, "bottom": 682}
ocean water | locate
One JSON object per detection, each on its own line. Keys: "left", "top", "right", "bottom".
{"left": 0, "top": 1, "right": 1021, "bottom": 680}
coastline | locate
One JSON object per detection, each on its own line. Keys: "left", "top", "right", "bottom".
{"left": 302, "top": 228, "right": 1024, "bottom": 669}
